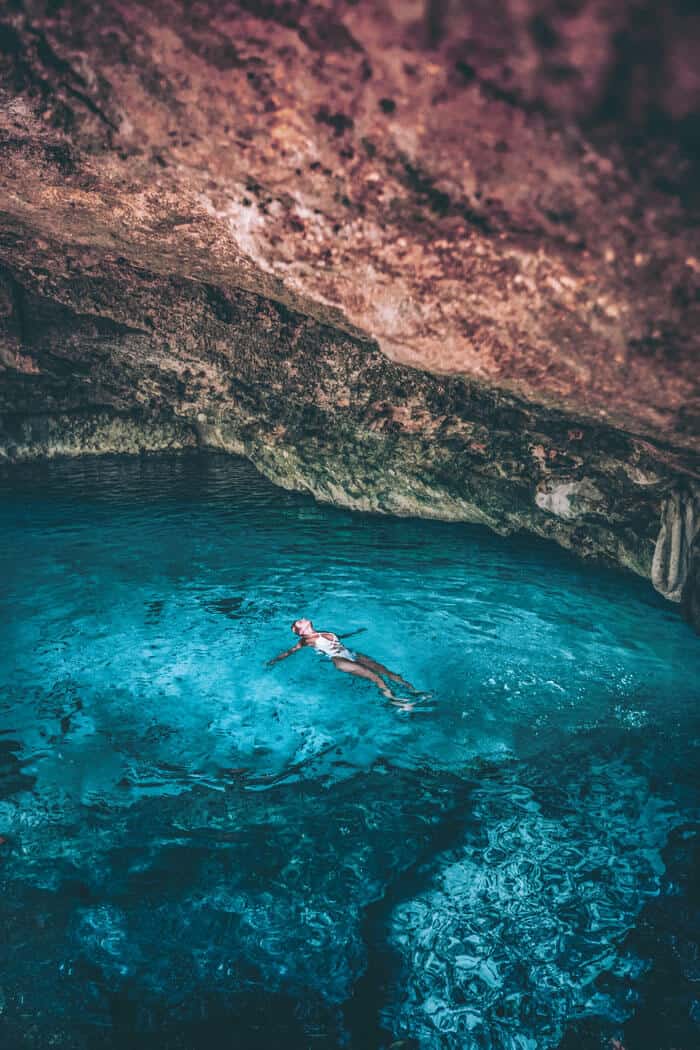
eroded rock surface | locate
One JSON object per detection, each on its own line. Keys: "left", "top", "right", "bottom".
{"left": 0, "top": 256, "right": 691, "bottom": 585}
{"left": 0, "top": 1, "right": 699, "bottom": 625}
{"left": 652, "top": 485, "right": 700, "bottom": 603}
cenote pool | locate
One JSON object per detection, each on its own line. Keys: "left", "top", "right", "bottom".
{"left": 1, "top": 452, "right": 698, "bottom": 1050}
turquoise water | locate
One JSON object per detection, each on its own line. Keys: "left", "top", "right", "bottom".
{"left": 0, "top": 452, "right": 698, "bottom": 1049}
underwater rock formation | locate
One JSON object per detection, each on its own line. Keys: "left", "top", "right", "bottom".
{"left": 0, "top": 1, "right": 699, "bottom": 625}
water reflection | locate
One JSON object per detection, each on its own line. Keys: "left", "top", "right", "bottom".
{"left": 0, "top": 452, "right": 698, "bottom": 1048}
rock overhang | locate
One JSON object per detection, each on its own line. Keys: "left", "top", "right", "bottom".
{"left": 1, "top": 0, "right": 699, "bottom": 625}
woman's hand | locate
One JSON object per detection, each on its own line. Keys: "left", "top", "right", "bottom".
{"left": 266, "top": 641, "right": 303, "bottom": 667}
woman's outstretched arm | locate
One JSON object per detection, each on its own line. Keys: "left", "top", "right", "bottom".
{"left": 267, "top": 641, "right": 303, "bottom": 667}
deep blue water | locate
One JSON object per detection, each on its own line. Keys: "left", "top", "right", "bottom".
{"left": 0, "top": 452, "right": 698, "bottom": 1050}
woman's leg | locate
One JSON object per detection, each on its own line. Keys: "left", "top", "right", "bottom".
{"left": 332, "top": 657, "right": 395, "bottom": 699}
{"left": 353, "top": 653, "right": 416, "bottom": 692}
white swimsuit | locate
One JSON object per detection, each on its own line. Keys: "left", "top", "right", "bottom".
{"left": 310, "top": 633, "right": 355, "bottom": 661}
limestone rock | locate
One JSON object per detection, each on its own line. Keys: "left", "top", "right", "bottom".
{"left": 652, "top": 486, "right": 700, "bottom": 602}
{"left": 0, "top": 1, "right": 699, "bottom": 626}
{"left": 535, "top": 479, "right": 606, "bottom": 523}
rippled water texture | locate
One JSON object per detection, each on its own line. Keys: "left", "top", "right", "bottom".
{"left": 1, "top": 453, "right": 699, "bottom": 1050}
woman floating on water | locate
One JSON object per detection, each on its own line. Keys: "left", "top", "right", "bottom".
{"left": 268, "top": 618, "right": 420, "bottom": 709}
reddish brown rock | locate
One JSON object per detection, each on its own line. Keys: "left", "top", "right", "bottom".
{"left": 2, "top": 0, "right": 699, "bottom": 441}
{"left": 0, "top": 1, "right": 699, "bottom": 621}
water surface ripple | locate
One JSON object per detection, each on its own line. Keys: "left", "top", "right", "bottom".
{"left": 0, "top": 453, "right": 698, "bottom": 1049}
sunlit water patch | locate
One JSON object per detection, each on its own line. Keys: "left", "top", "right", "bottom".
{"left": 0, "top": 452, "right": 698, "bottom": 1049}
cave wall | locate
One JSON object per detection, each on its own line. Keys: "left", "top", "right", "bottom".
{"left": 0, "top": 1, "right": 699, "bottom": 624}
{"left": 0, "top": 251, "right": 690, "bottom": 584}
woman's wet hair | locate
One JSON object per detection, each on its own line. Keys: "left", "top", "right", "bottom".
{"left": 292, "top": 618, "right": 313, "bottom": 632}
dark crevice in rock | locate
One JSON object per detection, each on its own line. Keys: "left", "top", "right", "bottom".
{"left": 59, "top": 80, "right": 118, "bottom": 133}
{"left": 398, "top": 155, "right": 493, "bottom": 232}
